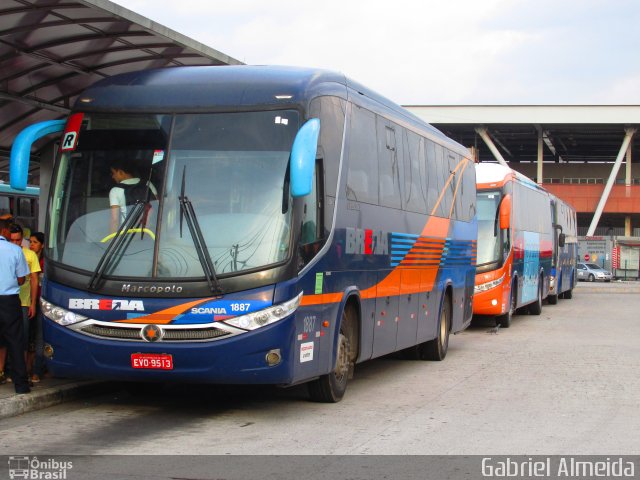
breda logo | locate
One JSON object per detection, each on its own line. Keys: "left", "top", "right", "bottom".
{"left": 69, "top": 299, "right": 145, "bottom": 311}
{"left": 345, "top": 227, "right": 389, "bottom": 255}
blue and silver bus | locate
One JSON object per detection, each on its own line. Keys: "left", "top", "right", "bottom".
{"left": 12, "top": 66, "right": 477, "bottom": 402}
{"left": 547, "top": 193, "right": 577, "bottom": 303}
{"left": 0, "top": 183, "right": 39, "bottom": 231}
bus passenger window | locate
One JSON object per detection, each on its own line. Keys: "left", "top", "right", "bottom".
{"left": 346, "top": 106, "right": 378, "bottom": 204}
{"left": 378, "top": 123, "right": 401, "bottom": 209}
{"left": 0, "top": 197, "right": 9, "bottom": 214}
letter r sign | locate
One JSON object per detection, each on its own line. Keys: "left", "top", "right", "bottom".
{"left": 61, "top": 132, "right": 77, "bottom": 151}
{"left": 60, "top": 112, "right": 84, "bottom": 152}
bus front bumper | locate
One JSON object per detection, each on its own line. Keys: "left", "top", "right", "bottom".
{"left": 472, "top": 282, "right": 510, "bottom": 316}
{"left": 42, "top": 317, "right": 298, "bottom": 385}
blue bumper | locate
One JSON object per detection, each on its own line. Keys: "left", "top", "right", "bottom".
{"left": 43, "top": 316, "right": 297, "bottom": 385}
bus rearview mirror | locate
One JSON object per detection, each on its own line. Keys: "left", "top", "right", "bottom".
{"left": 290, "top": 118, "right": 320, "bottom": 198}
{"left": 558, "top": 233, "right": 566, "bottom": 248}
{"left": 499, "top": 194, "right": 512, "bottom": 230}
{"left": 10, "top": 119, "right": 66, "bottom": 190}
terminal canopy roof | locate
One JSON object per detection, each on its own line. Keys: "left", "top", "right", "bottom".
{"left": 0, "top": 0, "right": 242, "bottom": 184}
{"left": 407, "top": 105, "right": 640, "bottom": 164}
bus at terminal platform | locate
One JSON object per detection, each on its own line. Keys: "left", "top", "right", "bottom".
{"left": 0, "top": 183, "right": 39, "bottom": 231}
{"left": 547, "top": 193, "right": 577, "bottom": 303}
{"left": 11, "top": 66, "right": 477, "bottom": 402}
{"left": 473, "top": 163, "right": 555, "bottom": 327}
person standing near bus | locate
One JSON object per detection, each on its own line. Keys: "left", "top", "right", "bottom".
{"left": 6, "top": 225, "right": 41, "bottom": 383}
{"left": 28, "top": 232, "right": 45, "bottom": 383}
{"left": 0, "top": 218, "right": 31, "bottom": 394}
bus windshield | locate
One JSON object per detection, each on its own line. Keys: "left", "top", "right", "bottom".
{"left": 49, "top": 110, "right": 299, "bottom": 279}
{"left": 476, "top": 189, "right": 502, "bottom": 266}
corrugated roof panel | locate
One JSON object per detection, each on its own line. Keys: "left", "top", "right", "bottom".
{"left": 0, "top": 0, "right": 241, "bottom": 182}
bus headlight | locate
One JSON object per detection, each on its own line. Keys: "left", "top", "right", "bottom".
{"left": 41, "top": 298, "right": 88, "bottom": 326}
{"left": 224, "top": 292, "right": 303, "bottom": 331}
{"left": 474, "top": 274, "right": 506, "bottom": 294}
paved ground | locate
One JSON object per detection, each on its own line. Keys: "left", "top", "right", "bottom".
{"left": 0, "top": 376, "right": 113, "bottom": 420}
{"left": 1, "top": 281, "right": 638, "bottom": 457}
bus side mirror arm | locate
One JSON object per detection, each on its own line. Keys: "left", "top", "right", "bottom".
{"left": 499, "top": 194, "right": 512, "bottom": 230}
{"left": 290, "top": 118, "right": 320, "bottom": 198}
{"left": 554, "top": 225, "right": 565, "bottom": 248}
{"left": 10, "top": 119, "right": 67, "bottom": 190}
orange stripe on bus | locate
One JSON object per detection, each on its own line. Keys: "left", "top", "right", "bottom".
{"left": 420, "top": 216, "right": 450, "bottom": 238}
{"left": 115, "top": 297, "right": 216, "bottom": 324}
{"left": 300, "top": 292, "right": 344, "bottom": 306}
{"left": 430, "top": 158, "right": 467, "bottom": 218}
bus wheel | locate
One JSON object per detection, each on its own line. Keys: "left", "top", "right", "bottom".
{"left": 548, "top": 292, "right": 558, "bottom": 304}
{"left": 563, "top": 287, "right": 573, "bottom": 299}
{"left": 307, "top": 308, "right": 353, "bottom": 403}
{"left": 529, "top": 276, "right": 543, "bottom": 315}
{"left": 421, "top": 293, "right": 451, "bottom": 361}
{"left": 496, "top": 282, "right": 516, "bottom": 328}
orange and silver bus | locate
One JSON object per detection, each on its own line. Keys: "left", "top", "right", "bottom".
{"left": 473, "top": 163, "right": 553, "bottom": 327}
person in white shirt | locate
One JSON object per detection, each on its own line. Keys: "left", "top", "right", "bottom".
{"left": 109, "top": 160, "right": 157, "bottom": 233}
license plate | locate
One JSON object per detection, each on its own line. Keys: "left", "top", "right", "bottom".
{"left": 131, "top": 353, "right": 173, "bottom": 370}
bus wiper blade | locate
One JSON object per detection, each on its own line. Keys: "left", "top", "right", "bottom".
{"left": 89, "top": 201, "right": 146, "bottom": 291}
{"left": 179, "top": 165, "right": 186, "bottom": 237}
{"left": 179, "top": 167, "right": 223, "bottom": 294}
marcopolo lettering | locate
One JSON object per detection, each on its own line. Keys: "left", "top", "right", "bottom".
{"left": 69, "top": 299, "right": 145, "bottom": 311}
{"left": 121, "top": 284, "right": 183, "bottom": 293}
{"left": 345, "top": 227, "right": 389, "bottom": 255}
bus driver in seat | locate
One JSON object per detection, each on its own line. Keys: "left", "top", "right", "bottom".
{"left": 109, "top": 158, "right": 158, "bottom": 234}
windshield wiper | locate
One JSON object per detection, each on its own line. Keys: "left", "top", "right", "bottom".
{"left": 88, "top": 201, "right": 146, "bottom": 291}
{"left": 179, "top": 166, "right": 223, "bottom": 294}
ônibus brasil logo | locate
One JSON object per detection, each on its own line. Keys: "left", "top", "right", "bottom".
{"left": 8, "top": 456, "right": 73, "bottom": 479}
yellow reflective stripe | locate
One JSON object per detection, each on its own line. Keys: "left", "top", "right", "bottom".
{"left": 100, "top": 228, "right": 156, "bottom": 243}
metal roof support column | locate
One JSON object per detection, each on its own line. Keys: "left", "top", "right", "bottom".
{"left": 625, "top": 144, "right": 632, "bottom": 236}
{"left": 475, "top": 127, "right": 508, "bottom": 167}
{"left": 537, "top": 127, "right": 544, "bottom": 184}
{"left": 587, "top": 128, "right": 636, "bottom": 236}
{"left": 625, "top": 216, "right": 631, "bottom": 236}
{"left": 626, "top": 142, "right": 632, "bottom": 186}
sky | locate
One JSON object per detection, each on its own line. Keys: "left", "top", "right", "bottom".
{"left": 116, "top": 0, "right": 640, "bottom": 106}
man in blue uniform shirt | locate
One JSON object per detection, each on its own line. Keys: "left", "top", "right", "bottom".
{"left": 0, "top": 218, "right": 31, "bottom": 394}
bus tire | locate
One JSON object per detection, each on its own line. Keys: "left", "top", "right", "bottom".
{"left": 421, "top": 293, "right": 451, "bottom": 361}
{"left": 563, "top": 287, "right": 573, "bottom": 299}
{"left": 528, "top": 276, "right": 543, "bottom": 315}
{"left": 548, "top": 293, "right": 558, "bottom": 304}
{"left": 307, "top": 307, "right": 354, "bottom": 403}
{"left": 496, "top": 282, "right": 516, "bottom": 328}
